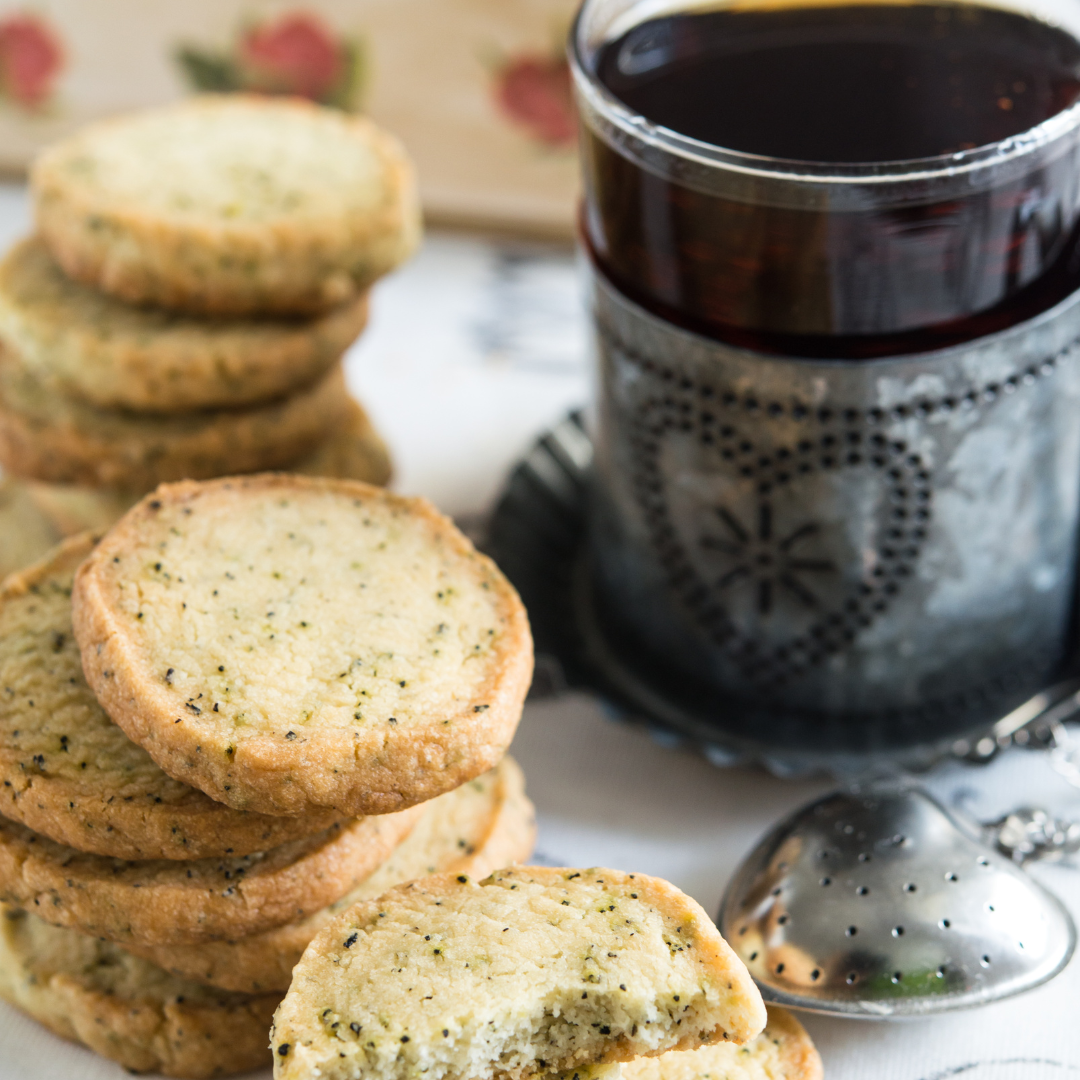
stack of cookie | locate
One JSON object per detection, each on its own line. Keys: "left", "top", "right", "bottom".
{"left": 0, "top": 93, "right": 420, "bottom": 564}
{"left": 0, "top": 475, "right": 536, "bottom": 1077}
{"left": 0, "top": 478, "right": 60, "bottom": 580}
{"left": 0, "top": 476, "right": 824, "bottom": 1079}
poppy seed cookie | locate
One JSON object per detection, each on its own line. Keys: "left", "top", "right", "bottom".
{"left": 128, "top": 756, "right": 536, "bottom": 993}
{"left": 0, "top": 236, "right": 369, "bottom": 413}
{"left": 270, "top": 866, "right": 766, "bottom": 1080}
{"left": 25, "top": 397, "right": 393, "bottom": 538}
{"left": 33, "top": 95, "right": 421, "bottom": 315}
{"left": 0, "top": 351, "right": 350, "bottom": 490}
{"left": 0, "top": 479, "right": 59, "bottom": 581}
{"left": 0, "top": 533, "right": 347, "bottom": 859}
{"left": 73, "top": 475, "right": 533, "bottom": 817}
{"left": 0, "top": 905, "right": 278, "bottom": 1078}
{"left": 0, "top": 806, "right": 423, "bottom": 946}
{"left": 622, "top": 1008, "right": 822, "bottom": 1080}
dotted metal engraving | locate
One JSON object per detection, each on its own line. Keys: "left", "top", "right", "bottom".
{"left": 609, "top": 327, "right": 1068, "bottom": 692}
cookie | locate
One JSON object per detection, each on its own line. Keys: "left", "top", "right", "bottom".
{"left": 128, "top": 756, "right": 536, "bottom": 992}
{"left": 0, "top": 350, "right": 350, "bottom": 490}
{"left": 622, "top": 1008, "right": 822, "bottom": 1080}
{"left": 0, "top": 805, "right": 423, "bottom": 946}
{"left": 0, "top": 533, "right": 351, "bottom": 859}
{"left": 24, "top": 481, "right": 139, "bottom": 537}
{"left": 73, "top": 475, "right": 533, "bottom": 817}
{"left": 294, "top": 397, "right": 393, "bottom": 487}
{"left": 33, "top": 95, "right": 421, "bottom": 315}
{"left": 270, "top": 866, "right": 766, "bottom": 1080}
{"left": 25, "top": 397, "right": 393, "bottom": 538}
{"left": 0, "top": 236, "right": 369, "bottom": 413}
{"left": 0, "top": 904, "right": 277, "bottom": 1078}
{"left": 553, "top": 1069, "right": 620, "bottom": 1080}
{"left": 0, "top": 479, "right": 59, "bottom": 581}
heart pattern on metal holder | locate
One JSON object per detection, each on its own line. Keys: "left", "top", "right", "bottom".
{"left": 629, "top": 397, "right": 931, "bottom": 689}
{"left": 609, "top": 332, "right": 1070, "bottom": 693}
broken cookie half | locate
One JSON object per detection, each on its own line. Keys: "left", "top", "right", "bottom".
{"left": 272, "top": 866, "right": 767, "bottom": 1080}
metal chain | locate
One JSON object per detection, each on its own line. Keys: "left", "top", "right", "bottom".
{"left": 955, "top": 680, "right": 1080, "bottom": 862}
{"left": 1048, "top": 718, "right": 1080, "bottom": 789}
{"left": 955, "top": 678, "right": 1080, "bottom": 763}
{"left": 984, "top": 806, "right": 1080, "bottom": 863}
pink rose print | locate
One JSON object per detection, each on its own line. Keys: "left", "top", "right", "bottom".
{"left": 0, "top": 13, "right": 64, "bottom": 111}
{"left": 238, "top": 13, "right": 342, "bottom": 101}
{"left": 176, "top": 11, "right": 363, "bottom": 112}
{"left": 493, "top": 54, "right": 576, "bottom": 149}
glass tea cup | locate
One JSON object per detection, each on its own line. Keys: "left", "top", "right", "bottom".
{"left": 570, "top": 0, "right": 1080, "bottom": 761}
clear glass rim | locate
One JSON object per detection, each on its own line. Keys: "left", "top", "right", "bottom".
{"left": 570, "top": 0, "right": 1080, "bottom": 188}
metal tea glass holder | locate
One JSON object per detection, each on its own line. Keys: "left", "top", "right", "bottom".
{"left": 488, "top": 410, "right": 1080, "bottom": 1017}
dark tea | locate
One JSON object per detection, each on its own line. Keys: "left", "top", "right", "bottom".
{"left": 579, "top": 1, "right": 1080, "bottom": 356}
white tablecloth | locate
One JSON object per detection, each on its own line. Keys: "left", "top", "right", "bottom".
{"left": 0, "top": 184, "right": 1077, "bottom": 1079}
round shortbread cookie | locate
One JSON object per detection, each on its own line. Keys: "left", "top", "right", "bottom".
{"left": 0, "top": 533, "right": 347, "bottom": 860}
{"left": 0, "top": 479, "right": 59, "bottom": 582}
{"left": 0, "top": 905, "right": 277, "bottom": 1078}
{"left": 0, "top": 351, "right": 350, "bottom": 489}
{"left": 33, "top": 95, "right": 421, "bottom": 315}
{"left": 0, "top": 236, "right": 369, "bottom": 413}
{"left": 25, "top": 396, "right": 393, "bottom": 538}
{"left": 0, "top": 804, "right": 423, "bottom": 946}
{"left": 128, "top": 756, "right": 536, "bottom": 992}
{"left": 73, "top": 475, "right": 533, "bottom": 818}
{"left": 622, "top": 1008, "right": 822, "bottom": 1080}
{"left": 270, "top": 867, "right": 766, "bottom": 1080}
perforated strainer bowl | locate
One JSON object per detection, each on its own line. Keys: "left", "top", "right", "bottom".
{"left": 717, "top": 780, "right": 1076, "bottom": 1017}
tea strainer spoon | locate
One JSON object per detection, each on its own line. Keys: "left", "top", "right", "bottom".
{"left": 717, "top": 688, "right": 1080, "bottom": 1018}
